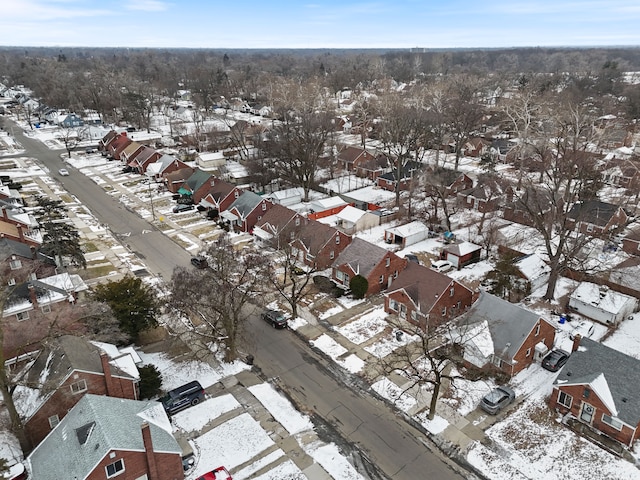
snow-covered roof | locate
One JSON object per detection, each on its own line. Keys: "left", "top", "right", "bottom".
{"left": 570, "top": 281, "right": 636, "bottom": 314}
{"left": 341, "top": 186, "right": 396, "bottom": 205}
{"left": 443, "top": 241, "right": 482, "bottom": 256}
{"left": 515, "top": 254, "right": 550, "bottom": 280}
{"left": 385, "top": 220, "right": 427, "bottom": 237}
{"left": 198, "top": 151, "right": 225, "bottom": 162}
{"left": 90, "top": 341, "right": 141, "bottom": 380}
{"left": 336, "top": 205, "right": 366, "bottom": 223}
{"left": 309, "top": 196, "right": 348, "bottom": 211}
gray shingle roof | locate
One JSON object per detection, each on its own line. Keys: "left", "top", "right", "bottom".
{"left": 460, "top": 292, "right": 544, "bottom": 360}
{"left": 555, "top": 337, "right": 640, "bottom": 426}
{"left": 27, "top": 394, "right": 180, "bottom": 480}
{"left": 332, "top": 237, "right": 389, "bottom": 278}
{"left": 228, "top": 191, "right": 263, "bottom": 218}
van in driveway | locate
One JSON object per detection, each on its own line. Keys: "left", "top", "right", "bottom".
{"left": 160, "top": 380, "right": 205, "bottom": 415}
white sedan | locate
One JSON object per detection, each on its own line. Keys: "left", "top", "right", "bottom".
{"left": 58, "top": 168, "right": 70, "bottom": 176}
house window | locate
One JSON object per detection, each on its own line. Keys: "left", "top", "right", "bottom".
{"left": 336, "top": 236, "right": 340, "bottom": 244}
{"left": 16, "top": 311, "right": 29, "bottom": 322}
{"left": 386, "top": 257, "right": 390, "bottom": 267}
{"left": 389, "top": 300, "right": 398, "bottom": 311}
{"left": 330, "top": 250, "right": 335, "bottom": 260}
{"left": 10, "top": 259, "right": 22, "bottom": 270}
{"left": 379, "top": 275, "right": 384, "bottom": 284}
{"left": 411, "top": 310, "right": 417, "bottom": 321}
{"left": 449, "top": 287, "right": 455, "bottom": 297}
{"left": 399, "top": 304, "right": 407, "bottom": 318}
{"left": 70, "top": 379, "right": 87, "bottom": 395}
{"left": 290, "top": 231, "right": 295, "bottom": 240}
{"left": 7, "top": 278, "right": 15, "bottom": 286}
{"left": 602, "top": 414, "right": 623, "bottom": 431}
{"left": 394, "top": 270, "right": 398, "bottom": 279}
{"left": 261, "top": 202, "right": 266, "bottom": 211}
{"left": 586, "top": 223, "right": 594, "bottom": 232}
{"left": 106, "top": 459, "right": 125, "bottom": 478}
{"left": 30, "top": 272, "right": 37, "bottom": 280}
{"left": 492, "top": 356, "right": 502, "bottom": 368}
{"left": 441, "top": 307, "right": 447, "bottom": 316}
{"left": 558, "top": 391, "right": 572, "bottom": 408}
{"left": 525, "top": 348, "right": 531, "bottom": 357}
{"left": 48, "top": 414, "right": 60, "bottom": 429}
{"left": 234, "top": 191, "right": 239, "bottom": 198}
{"left": 534, "top": 324, "right": 540, "bottom": 336}
{"left": 584, "top": 388, "right": 591, "bottom": 398}
{"left": 295, "top": 217, "right": 300, "bottom": 226}
{"left": 41, "top": 304, "right": 51, "bottom": 314}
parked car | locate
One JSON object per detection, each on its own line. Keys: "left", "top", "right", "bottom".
{"left": 58, "top": 168, "right": 69, "bottom": 176}
{"left": 405, "top": 254, "right": 420, "bottom": 264}
{"left": 479, "top": 386, "right": 515, "bottom": 415}
{"left": 542, "top": 349, "right": 570, "bottom": 372}
{"left": 569, "top": 320, "right": 595, "bottom": 340}
{"left": 85, "top": 147, "right": 98, "bottom": 154}
{"left": 261, "top": 309, "right": 287, "bottom": 329}
{"left": 196, "top": 466, "right": 232, "bottom": 480}
{"left": 176, "top": 196, "right": 194, "bottom": 205}
{"left": 430, "top": 259, "right": 453, "bottom": 273}
{"left": 190, "top": 256, "right": 207, "bottom": 269}
{"left": 160, "top": 380, "right": 205, "bottom": 415}
{"left": 173, "top": 204, "right": 195, "bottom": 213}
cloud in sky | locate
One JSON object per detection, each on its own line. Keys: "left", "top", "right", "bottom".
{"left": 125, "top": 0, "right": 171, "bottom": 12}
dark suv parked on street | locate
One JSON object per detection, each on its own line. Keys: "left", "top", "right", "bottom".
{"left": 160, "top": 381, "right": 205, "bottom": 415}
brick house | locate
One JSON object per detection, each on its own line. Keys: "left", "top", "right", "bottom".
{"left": 457, "top": 179, "right": 513, "bottom": 213}
{"left": 220, "top": 191, "right": 273, "bottom": 233}
{"left": 332, "top": 237, "right": 406, "bottom": 296}
{"left": 163, "top": 167, "right": 195, "bottom": 194}
{"left": 620, "top": 223, "right": 640, "bottom": 257}
{"left": 253, "top": 204, "right": 305, "bottom": 248}
{"left": 354, "top": 155, "right": 389, "bottom": 181}
{"left": 502, "top": 187, "right": 554, "bottom": 227}
{"left": 375, "top": 160, "right": 423, "bottom": 192}
{"left": 291, "top": 220, "right": 351, "bottom": 269}
{"left": 337, "top": 145, "right": 377, "bottom": 172}
{"left": 17, "top": 335, "right": 140, "bottom": 447}
{"left": 566, "top": 200, "right": 629, "bottom": 237}
{"left": 131, "top": 146, "right": 162, "bottom": 174}
{"left": 550, "top": 336, "right": 640, "bottom": 448}
{"left": 106, "top": 132, "right": 133, "bottom": 160}
{"left": 176, "top": 169, "right": 212, "bottom": 202}
{"left": 457, "top": 292, "right": 556, "bottom": 377}
{"left": 385, "top": 262, "right": 474, "bottom": 330}
{"left": 98, "top": 130, "right": 117, "bottom": 152}
{"left": 146, "top": 154, "right": 191, "bottom": 182}
{"left": 199, "top": 178, "right": 245, "bottom": 217}
{"left": 120, "top": 141, "right": 145, "bottom": 167}
{"left": 26, "top": 394, "right": 183, "bottom": 480}
{"left": 0, "top": 238, "right": 56, "bottom": 286}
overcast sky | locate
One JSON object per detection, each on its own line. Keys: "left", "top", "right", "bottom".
{"left": 1, "top": 0, "right": 639, "bottom": 49}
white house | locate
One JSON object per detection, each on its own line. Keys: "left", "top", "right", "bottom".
{"left": 568, "top": 282, "right": 638, "bottom": 325}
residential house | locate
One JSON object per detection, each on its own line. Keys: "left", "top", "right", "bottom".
{"left": 354, "top": 155, "right": 389, "bottom": 181}
{"left": 106, "top": 132, "right": 133, "bottom": 160}
{"left": 0, "top": 181, "right": 24, "bottom": 206}
{"left": 385, "top": 262, "right": 474, "bottom": 330}
{"left": 457, "top": 292, "right": 556, "bottom": 377}
{"left": 120, "top": 141, "right": 145, "bottom": 169}
{"left": 17, "top": 335, "right": 140, "bottom": 447}
{"left": 503, "top": 188, "right": 554, "bottom": 227}
{"left": 164, "top": 167, "right": 195, "bottom": 194}
{"left": 2, "top": 273, "right": 89, "bottom": 358}
{"left": 457, "top": 179, "right": 512, "bottom": 213}
{"left": 199, "top": 178, "right": 244, "bottom": 217}
{"left": 568, "top": 282, "right": 637, "bottom": 325}
{"left": 176, "top": 169, "right": 212, "bottom": 203}
{"left": 0, "top": 205, "right": 42, "bottom": 245}
{"left": 332, "top": 237, "right": 406, "bottom": 295}
{"left": 146, "top": 154, "right": 190, "bottom": 182}
{"left": 333, "top": 206, "right": 379, "bottom": 235}
{"left": 26, "top": 394, "right": 184, "bottom": 480}
{"left": 375, "top": 160, "right": 423, "bottom": 192}
{"left": 263, "top": 187, "right": 304, "bottom": 207}
{"left": 566, "top": 200, "right": 629, "bottom": 237}
{"left": 0, "top": 238, "right": 56, "bottom": 286}
{"left": 463, "top": 137, "right": 490, "bottom": 157}
{"left": 550, "top": 337, "right": 640, "bottom": 448}
{"left": 601, "top": 158, "right": 640, "bottom": 190}
{"left": 292, "top": 220, "right": 351, "bottom": 269}
{"left": 0, "top": 219, "right": 41, "bottom": 247}
{"left": 220, "top": 191, "right": 272, "bottom": 233}
{"left": 98, "top": 130, "right": 118, "bottom": 152}
{"left": 131, "top": 146, "right": 162, "bottom": 174}
{"left": 56, "top": 113, "right": 84, "bottom": 128}
{"left": 253, "top": 204, "right": 304, "bottom": 248}
{"left": 440, "top": 241, "right": 482, "bottom": 269}
{"left": 384, "top": 221, "right": 431, "bottom": 249}
{"left": 337, "top": 145, "right": 377, "bottom": 172}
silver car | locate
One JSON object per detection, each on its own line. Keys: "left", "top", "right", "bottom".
{"left": 480, "top": 386, "right": 515, "bottom": 415}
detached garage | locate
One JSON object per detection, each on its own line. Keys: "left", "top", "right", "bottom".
{"left": 384, "top": 221, "right": 430, "bottom": 249}
{"left": 568, "top": 282, "right": 637, "bottom": 325}
{"left": 441, "top": 241, "right": 482, "bottom": 269}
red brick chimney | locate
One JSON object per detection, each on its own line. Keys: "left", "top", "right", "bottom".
{"left": 572, "top": 334, "right": 582, "bottom": 353}
{"left": 28, "top": 284, "right": 38, "bottom": 307}
{"left": 141, "top": 421, "right": 159, "bottom": 480}
{"left": 16, "top": 224, "right": 24, "bottom": 241}
{"left": 100, "top": 352, "right": 115, "bottom": 396}
{"left": 1, "top": 207, "right": 7, "bottom": 220}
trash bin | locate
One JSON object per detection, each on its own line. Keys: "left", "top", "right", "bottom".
{"left": 395, "top": 331, "right": 404, "bottom": 341}
{"left": 246, "top": 354, "right": 254, "bottom": 366}
{"left": 559, "top": 314, "right": 566, "bottom": 324}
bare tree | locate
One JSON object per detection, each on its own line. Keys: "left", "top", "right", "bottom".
{"left": 168, "top": 236, "right": 267, "bottom": 361}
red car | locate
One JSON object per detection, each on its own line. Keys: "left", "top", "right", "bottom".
{"left": 196, "top": 467, "right": 232, "bottom": 480}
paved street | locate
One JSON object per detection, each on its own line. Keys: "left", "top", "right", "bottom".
{"left": 2, "top": 117, "right": 469, "bottom": 480}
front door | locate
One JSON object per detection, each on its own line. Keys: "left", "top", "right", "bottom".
{"left": 580, "top": 403, "right": 595, "bottom": 424}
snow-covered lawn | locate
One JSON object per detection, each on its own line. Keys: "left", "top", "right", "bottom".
{"left": 310, "top": 333, "right": 348, "bottom": 359}
{"left": 172, "top": 394, "right": 240, "bottom": 433}
{"left": 248, "top": 383, "right": 313, "bottom": 435}
{"left": 370, "top": 377, "right": 417, "bottom": 413}
{"left": 363, "top": 329, "right": 420, "bottom": 359}
{"left": 335, "top": 306, "right": 388, "bottom": 345}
